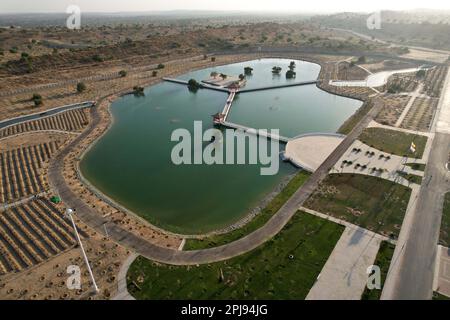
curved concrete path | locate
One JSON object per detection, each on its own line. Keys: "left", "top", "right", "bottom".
{"left": 46, "top": 88, "right": 382, "bottom": 266}
{"left": 329, "top": 67, "right": 422, "bottom": 88}
{"left": 0, "top": 101, "right": 95, "bottom": 130}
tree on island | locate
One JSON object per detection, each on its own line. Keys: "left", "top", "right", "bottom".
{"left": 244, "top": 66, "right": 253, "bottom": 75}
{"left": 239, "top": 74, "right": 245, "bottom": 81}
{"left": 272, "top": 66, "right": 282, "bottom": 74}
{"left": 289, "top": 61, "right": 296, "bottom": 70}
{"left": 286, "top": 70, "right": 296, "bottom": 79}
{"left": 210, "top": 71, "right": 219, "bottom": 78}
{"left": 187, "top": 79, "right": 201, "bottom": 92}
{"left": 220, "top": 73, "right": 228, "bottom": 80}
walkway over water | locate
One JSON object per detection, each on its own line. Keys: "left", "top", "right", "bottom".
{"left": 221, "top": 121, "right": 290, "bottom": 143}
{"left": 163, "top": 78, "right": 318, "bottom": 94}
{"left": 237, "top": 80, "right": 318, "bottom": 93}
{"left": 163, "top": 78, "right": 230, "bottom": 92}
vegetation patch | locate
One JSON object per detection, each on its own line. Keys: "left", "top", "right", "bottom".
{"left": 338, "top": 100, "right": 373, "bottom": 135}
{"left": 304, "top": 174, "right": 411, "bottom": 239}
{"left": 439, "top": 193, "right": 450, "bottom": 247}
{"left": 127, "top": 212, "right": 344, "bottom": 300}
{"left": 433, "top": 292, "right": 450, "bottom": 300}
{"left": 359, "top": 127, "right": 427, "bottom": 159}
{"left": 396, "top": 171, "right": 423, "bottom": 185}
{"left": 361, "top": 241, "right": 396, "bottom": 300}
{"left": 185, "top": 171, "right": 310, "bottom": 250}
{"left": 405, "top": 163, "right": 426, "bottom": 171}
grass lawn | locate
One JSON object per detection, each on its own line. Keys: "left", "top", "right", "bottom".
{"left": 127, "top": 212, "right": 344, "bottom": 300}
{"left": 338, "top": 100, "right": 372, "bottom": 135}
{"left": 433, "top": 292, "right": 450, "bottom": 300}
{"left": 361, "top": 241, "right": 396, "bottom": 300}
{"left": 304, "top": 174, "right": 411, "bottom": 238}
{"left": 439, "top": 193, "right": 450, "bottom": 247}
{"left": 396, "top": 171, "right": 423, "bottom": 185}
{"left": 185, "top": 171, "right": 310, "bottom": 250}
{"left": 405, "top": 163, "right": 426, "bottom": 171}
{"left": 359, "top": 128, "right": 427, "bottom": 159}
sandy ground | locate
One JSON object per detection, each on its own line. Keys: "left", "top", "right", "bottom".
{"left": 401, "top": 49, "right": 450, "bottom": 64}
{"left": 0, "top": 132, "right": 72, "bottom": 152}
{"left": 0, "top": 219, "right": 129, "bottom": 300}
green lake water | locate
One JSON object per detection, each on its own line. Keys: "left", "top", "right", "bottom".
{"left": 80, "top": 59, "right": 362, "bottom": 234}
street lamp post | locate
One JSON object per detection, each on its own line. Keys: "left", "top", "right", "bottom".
{"left": 65, "top": 208, "right": 99, "bottom": 294}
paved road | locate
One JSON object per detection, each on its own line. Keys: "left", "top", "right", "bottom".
{"left": 0, "top": 101, "right": 94, "bottom": 130}
{"left": 48, "top": 95, "right": 382, "bottom": 265}
{"left": 387, "top": 132, "right": 450, "bottom": 299}
{"left": 384, "top": 68, "right": 450, "bottom": 299}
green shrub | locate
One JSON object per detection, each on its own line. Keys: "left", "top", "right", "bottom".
{"left": 76, "top": 82, "right": 86, "bottom": 93}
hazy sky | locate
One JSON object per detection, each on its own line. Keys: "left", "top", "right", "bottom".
{"left": 1, "top": 0, "right": 450, "bottom": 14}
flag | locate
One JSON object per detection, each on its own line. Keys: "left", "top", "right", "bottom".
{"left": 410, "top": 142, "right": 416, "bottom": 153}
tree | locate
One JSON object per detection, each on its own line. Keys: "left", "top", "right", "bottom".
{"left": 244, "top": 67, "right": 253, "bottom": 75}
{"left": 133, "top": 86, "right": 145, "bottom": 96}
{"left": 239, "top": 74, "right": 245, "bottom": 81}
{"left": 357, "top": 56, "right": 366, "bottom": 64}
{"left": 188, "top": 79, "right": 201, "bottom": 92}
{"left": 286, "top": 70, "right": 296, "bottom": 79}
{"left": 77, "top": 82, "right": 86, "bottom": 93}
{"left": 157, "top": 63, "right": 165, "bottom": 69}
{"left": 416, "top": 69, "right": 426, "bottom": 79}
{"left": 32, "top": 93, "right": 42, "bottom": 107}
{"left": 210, "top": 71, "right": 219, "bottom": 78}
{"left": 220, "top": 74, "right": 228, "bottom": 80}
{"left": 211, "top": 57, "right": 216, "bottom": 62}
{"left": 92, "top": 54, "right": 103, "bottom": 62}
{"left": 119, "top": 70, "right": 127, "bottom": 77}
{"left": 272, "top": 66, "right": 282, "bottom": 74}
{"left": 152, "top": 70, "right": 158, "bottom": 77}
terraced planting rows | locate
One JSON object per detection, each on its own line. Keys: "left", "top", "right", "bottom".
{"left": 0, "top": 141, "right": 61, "bottom": 203}
{"left": 401, "top": 97, "right": 439, "bottom": 132}
{"left": 0, "top": 198, "right": 79, "bottom": 274}
{"left": 423, "top": 66, "right": 448, "bottom": 98}
{"left": 0, "top": 108, "right": 89, "bottom": 138}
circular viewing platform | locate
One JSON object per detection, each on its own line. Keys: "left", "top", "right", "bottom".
{"left": 284, "top": 133, "right": 346, "bottom": 172}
